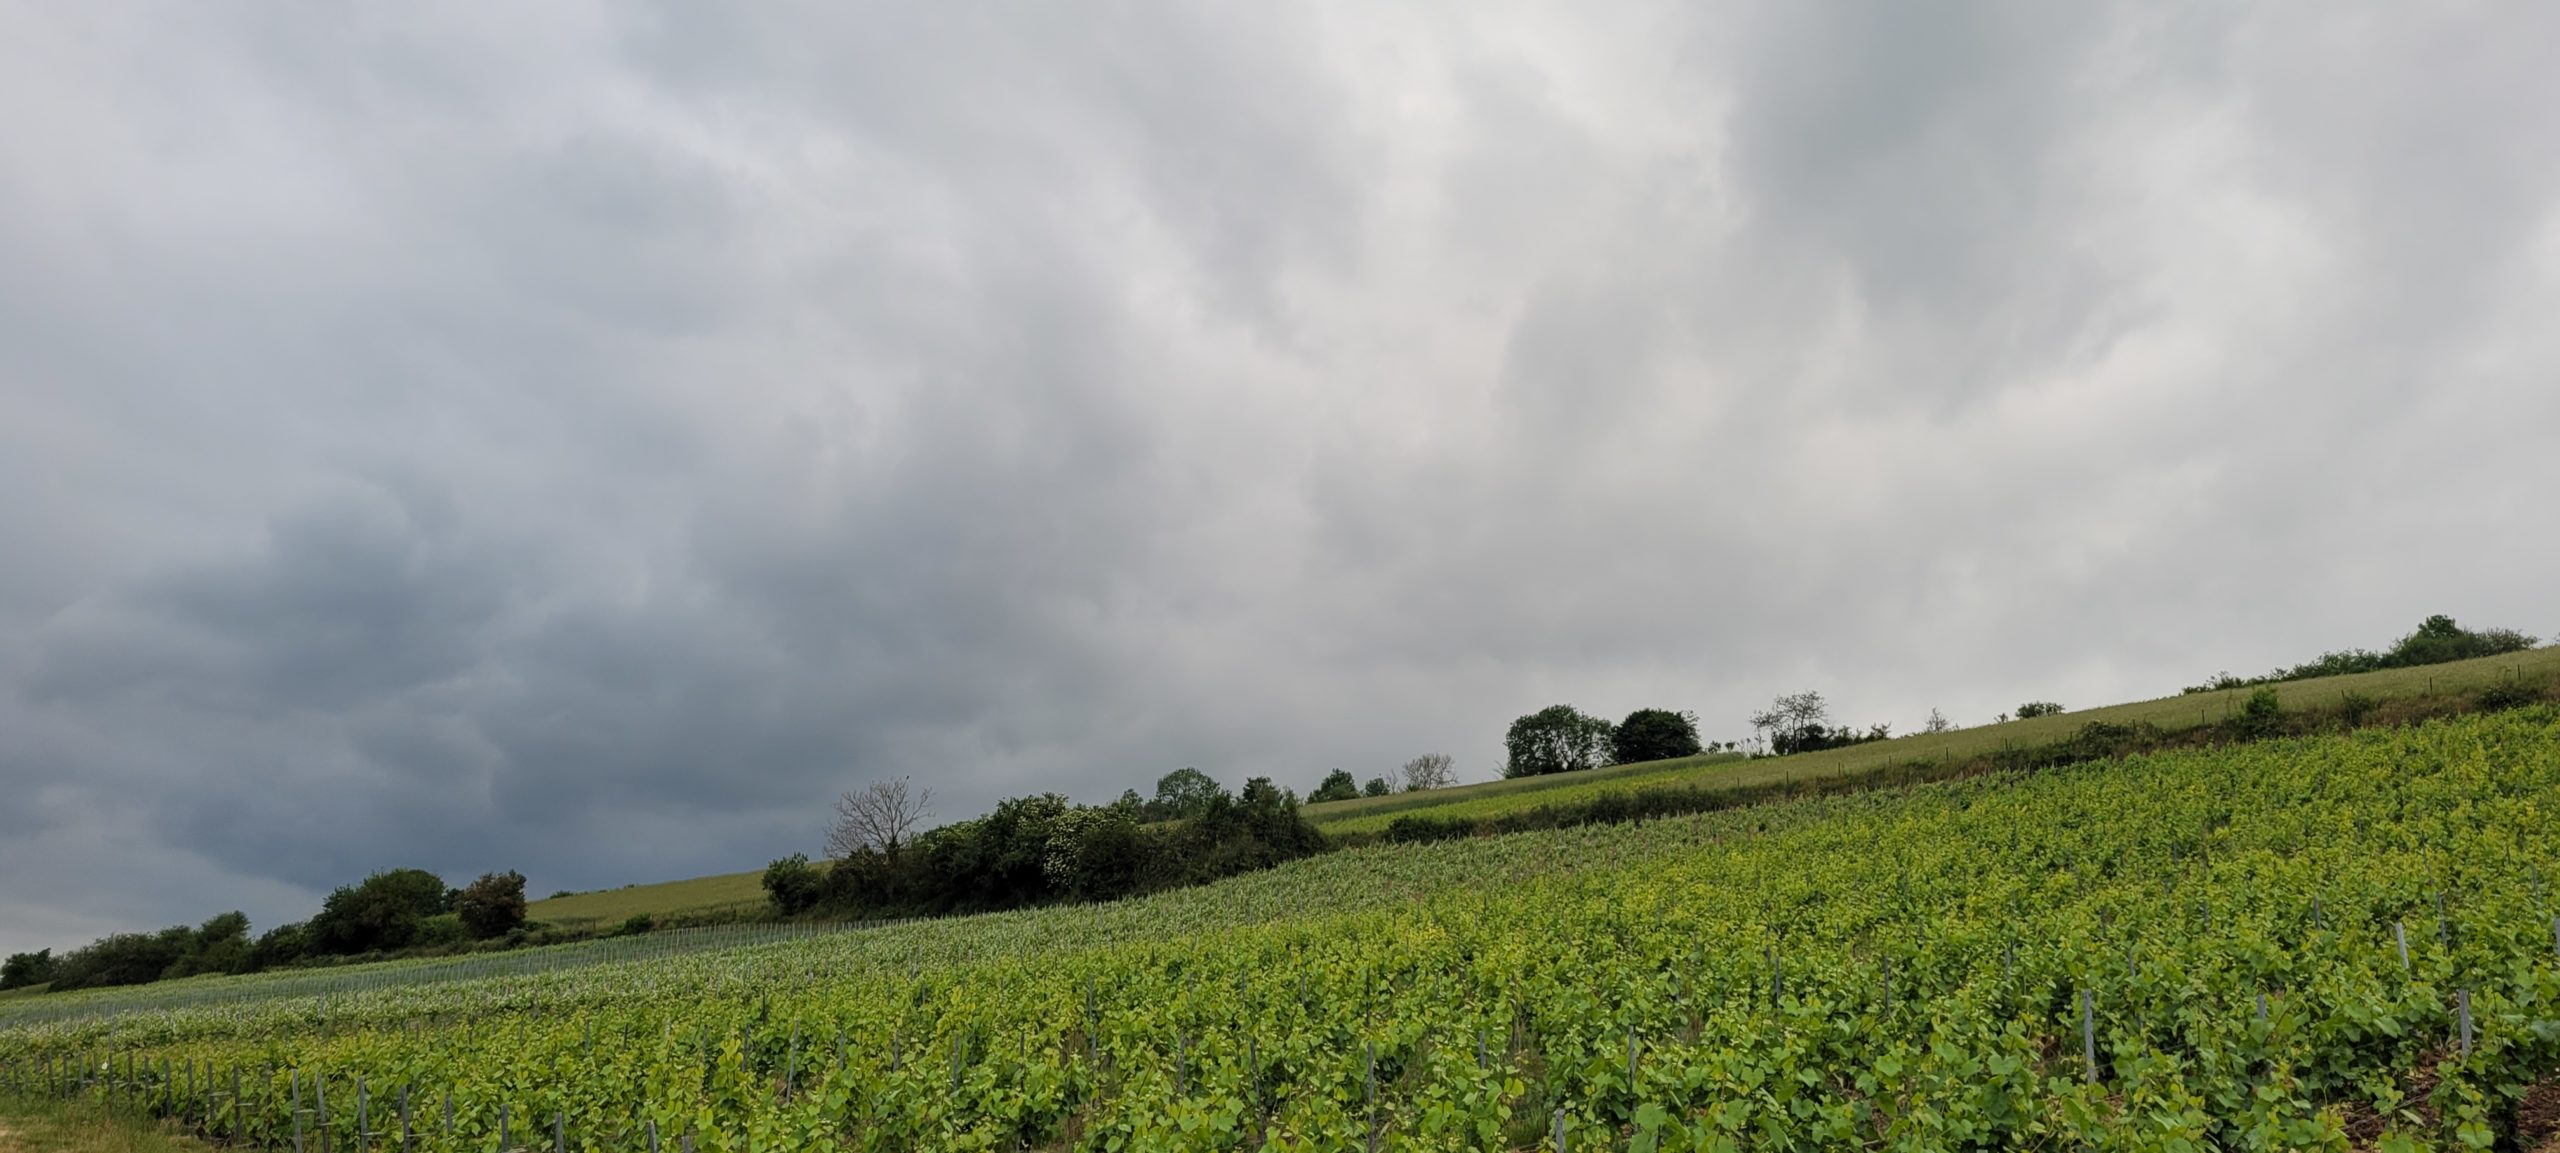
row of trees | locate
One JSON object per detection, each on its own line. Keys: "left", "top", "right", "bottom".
{"left": 1502, "top": 706, "right": 1705, "bottom": 777}
{"left": 0, "top": 869, "right": 528, "bottom": 994}
{"left": 2185, "top": 614, "right": 2540, "bottom": 694}
{"left": 768, "top": 771, "right": 1325, "bottom": 919}
{"left": 1304, "top": 753, "right": 1458, "bottom": 802}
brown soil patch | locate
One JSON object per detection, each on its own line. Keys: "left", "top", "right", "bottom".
{"left": 2519, "top": 1076, "right": 2560, "bottom": 1152}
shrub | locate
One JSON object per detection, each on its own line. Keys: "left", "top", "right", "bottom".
{"left": 2235, "top": 686, "right": 2283, "bottom": 737}
{"left": 1362, "top": 776, "right": 1391, "bottom": 797}
{"left": 2015, "top": 701, "right": 2064, "bottom": 720}
{"left": 2479, "top": 680, "right": 2548, "bottom": 711}
{"left": 2336, "top": 691, "right": 2379, "bottom": 727}
{"left": 617, "top": 913, "right": 656, "bottom": 937}
{"left": 414, "top": 914, "right": 472, "bottom": 949}
{"left": 762, "top": 854, "right": 827, "bottom": 916}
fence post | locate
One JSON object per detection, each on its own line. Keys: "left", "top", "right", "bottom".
{"left": 2081, "top": 990, "right": 2098, "bottom": 1084}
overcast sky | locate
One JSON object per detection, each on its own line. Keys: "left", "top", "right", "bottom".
{"left": 3, "top": 2, "right": 2556, "bottom": 956}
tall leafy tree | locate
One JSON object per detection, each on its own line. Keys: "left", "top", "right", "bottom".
{"left": 1503, "top": 705, "right": 1614, "bottom": 777}
{"left": 308, "top": 868, "right": 449, "bottom": 955}
{"left": 454, "top": 870, "right": 529, "bottom": 939}
{"left": 1610, "top": 709, "right": 1702, "bottom": 764}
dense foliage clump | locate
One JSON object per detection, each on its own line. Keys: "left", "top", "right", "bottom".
{"left": 2188, "top": 613, "right": 2539, "bottom": 693}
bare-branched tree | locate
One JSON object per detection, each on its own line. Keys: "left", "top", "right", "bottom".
{"left": 828, "top": 777, "right": 934, "bottom": 859}
{"left": 1399, "top": 753, "right": 1455, "bottom": 792}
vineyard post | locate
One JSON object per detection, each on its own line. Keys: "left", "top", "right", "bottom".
{"left": 1364, "top": 1041, "right": 1377, "bottom": 1153}
{"left": 318, "top": 1070, "right": 330, "bottom": 1153}
{"left": 443, "top": 1090, "right": 453, "bottom": 1139}
{"left": 400, "top": 1085, "right": 412, "bottom": 1153}
{"left": 292, "top": 1070, "right": 305, "bottom": 1153}
{"left": 2256, "top": 993, "right": 2267, "bottom": 1024}
{"left": 2081, "top": 990, "right": 2097, "bottom": 1084}
{"left": 231, "top": 1066, "right": 242, "bottom": 1140}
{"left": 1552, "top": 1108, "right": 1566, "bottom": 1152}
{"left": 647, "top": 1120, "right": 659, "bottom": 1153}
{"left": 357, "top": 1075, "right": 369, "bottom": 1153}
{"left": 2395, "top": 922, "right": 2409, "bottom": 970}
{"left": 2458, "top": 990, "right": 2473, "bottom": 1057}
{"left": 553, "top": 1111, "right": 564, "bottom": 1153}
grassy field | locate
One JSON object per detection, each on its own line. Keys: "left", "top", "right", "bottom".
{"left": 0, "top": 1096, "right": 210, "bottom": 1153}
{"left": 525, "top": 868, "right": 773, "bottom": 932}
{"left": 1305, "top": 645, "right": 2560, "bottom": 836}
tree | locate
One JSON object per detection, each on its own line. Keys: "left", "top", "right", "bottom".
{"left": 1922, "top": 708, "right": 1951, "bottom": 734}
{"left": 1504, "top": 705, "right": 1615, "bottom": 777}
{"left": 454, "top": 870, "right": 529, "bottom": 939}
{"left": 308, "top": 868, "right": 449, "bottom": 955}
{"left": 164, "top": 911, "right": 251, "bottom": 978}
{"left": 1308, "top": 769, "right": 1360, "bottom": 803}
{"left": 1748, "top": 692, "right": 1831, "bottom": 754}
{"left": 1149, "top": 768, "right": 1225, "bottom": 821}
{"left": 1610, "top": 709, "right": 1702, "bottom": 764}
{"left": 829, "top": 777, "right": 935, "bottom": 858}
{"left": 2388, "top": 614, "right": 2538, "bottom": 667}
{"left": 763, "top": 854, "right": 826, "bottom": 915}
{"left": 1362, "top": 776, "right": 1391, "bottom": 797}
{"left": 0, "top": 949, "right": 53, "bottom": 990}
{"left": 1398, "top": 753, "right": 1455, "bottom": 792}
{"left": 2016, "top": 701, "right": 2064, "bottom": 719}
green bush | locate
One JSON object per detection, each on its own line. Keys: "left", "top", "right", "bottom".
{"left": 2478, "top": 680, "right": 2548, "bottom": 711}
{"left": 2015, "top": 701, "right": 2064, "bottom": 720}
{"left": 414, "top": 914, "right": 471, "bottom": 948}
{"left": 617, "top": 914, "right": 656, "bottom": 937}
{"left": 2234, "top": 686, "right": 2283, "bottom": 737}
{"left": 763, "top": 854, "right": 827, "bottom": 915}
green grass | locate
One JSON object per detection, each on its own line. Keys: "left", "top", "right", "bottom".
{"left": 1305, "top": 645, "right": 2560, "bottom": 836}
{"left": 0, "top": 1095, "right": 212, "bottom": 1153}
{"left": 526, "top": 870, "right": 773, "bottom": 932}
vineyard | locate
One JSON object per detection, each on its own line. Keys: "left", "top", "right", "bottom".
{"left": 8, "top": 709, "right": 2560, "bottom": 1151}
{"left": 1302, "top": 647, "right": 2560, "bottom": 839}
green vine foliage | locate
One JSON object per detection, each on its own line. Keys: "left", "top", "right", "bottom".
{"left": 8, "top": 708, "right": 2560, "bottom": 1151}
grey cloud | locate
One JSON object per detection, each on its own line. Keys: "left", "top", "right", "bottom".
{"left": 3, "top": 1, "right": 2556, "bottom": 956}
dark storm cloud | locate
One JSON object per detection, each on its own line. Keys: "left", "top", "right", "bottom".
{"left": 4, "top": 1, "right": 2558, "bottom": 954}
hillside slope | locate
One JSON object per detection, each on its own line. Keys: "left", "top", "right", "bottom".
{"left": 518, "top": 647, "right": 2554, "bottom": 925}
{"left": 13, "top": 709, "right": 2560, "bottom": 1149}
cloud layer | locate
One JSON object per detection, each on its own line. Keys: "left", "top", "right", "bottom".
{"left": 4, "top": 1, "right": 2557, "bottom": 952}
